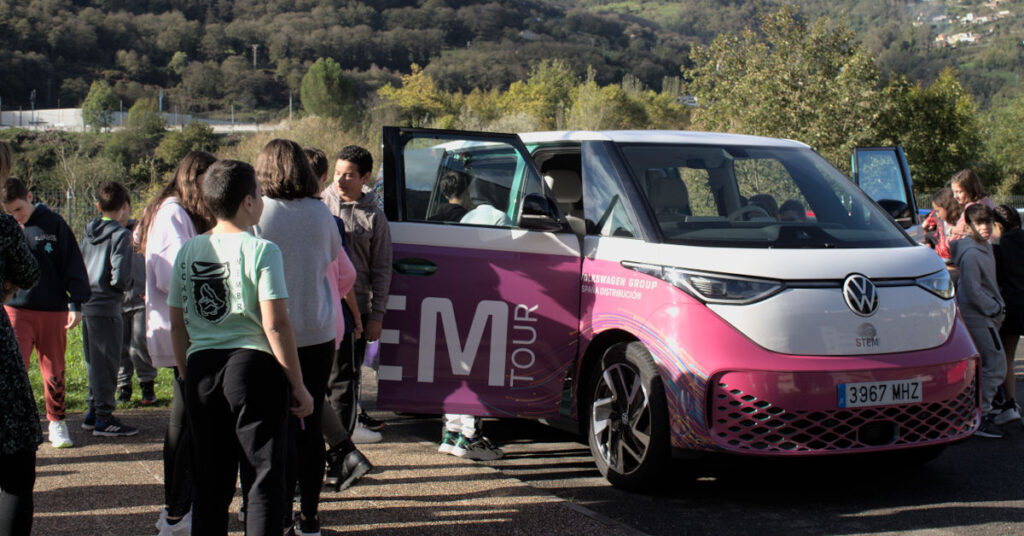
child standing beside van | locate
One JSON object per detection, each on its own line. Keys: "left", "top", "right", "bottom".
{"left": 992, "top": 205, "right": 1024, "bottom": 426}
{"left": 169, "top": 159, "right": 313, "bottom": 535}
{"left": 950, "top": 169, "right": 995, "bottom": 240}
{"left": 322, "top": 146, "right": 391, "bottom": 442}
{"left": 951, "top": 204, "right": 1006, "bottom": 438}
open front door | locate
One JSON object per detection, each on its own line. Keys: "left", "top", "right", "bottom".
{"left": 377, "top": 126, "right": 581, "bottom": 418}
{"left": 851, "top": 147, "right": 923, "bottom": 243}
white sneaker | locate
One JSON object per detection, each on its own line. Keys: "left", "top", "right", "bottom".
{"left": 993, "top": 403, "right": 1022, "bottom": 425}
{"left": 351, "top": 423, "right": 382, "bottom": 444}
{"left": 156, "top": 508, "right": 191, "bottom": 536}
{"left": 48, "top": 420, "right": 73, "bottom": 448}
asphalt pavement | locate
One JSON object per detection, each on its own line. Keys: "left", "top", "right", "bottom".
{"left": 33, "top": 407, "right": 636, "bottom": 536}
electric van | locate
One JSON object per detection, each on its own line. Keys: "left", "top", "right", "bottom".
{"left": 374, "top": 127, "right": 978, "bottom": 490}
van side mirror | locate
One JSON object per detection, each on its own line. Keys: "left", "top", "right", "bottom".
{"left": 519, "top": 193, "right": 563, "bottom": 232}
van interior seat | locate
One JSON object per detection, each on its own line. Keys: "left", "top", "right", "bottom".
{"left": 645, "top": 169, "right": 691, "bottom": 220}
{"left": 543, "top": 169, "right": 583, "bottom": 220}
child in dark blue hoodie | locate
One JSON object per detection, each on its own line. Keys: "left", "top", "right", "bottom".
{"left": 1, "top": 177, "right": 90, "bottom": 449}
{"left": 79, "top": 181, "right": 138, "bottom": 437}
{"left": 951, "top": 204, "right": 1006, "bottom": 438}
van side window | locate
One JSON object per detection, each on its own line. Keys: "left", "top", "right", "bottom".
{"left": 582, "top": 143, "right": 639, "bottom": 238}
{"left": 402, "top": 137, "right": 537, "bottom": 229}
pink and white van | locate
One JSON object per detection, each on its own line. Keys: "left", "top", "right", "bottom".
{"left": 376, "top": 127, "right": 978, "bottom": 490}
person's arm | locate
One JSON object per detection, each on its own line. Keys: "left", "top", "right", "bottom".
{"left": 109, "top": 230, "right": 133, "bottom": 291}
{"left": 153, "top": 205, "right": 196, "bottom": 295}
{"left": 365, "top": 210, "right": 393, "bottom": 341}
{"left": 260, "top": 298, "right": 313, "bottom": 417}
{"left": 59, "top": 219, "right": 90, "bottom": 328}
{"left": 344, "top": 288, "right": 362, "bottom": 339}
{"left": 3, "top": 216, "right": 39, "bottom": 300}
{"left": 169, "top": 306, "right": 189, "bottom": 376}
{"left": 959, "top": 251, "right": 1003, "bottom": 317}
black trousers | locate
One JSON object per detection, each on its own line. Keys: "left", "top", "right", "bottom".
{"left": 285, "top": 340, "right": 334, "bottom": 520}
{"left": 186, "top": 348, "right": 290, "bottom": 536}
{"left": 327, "top": 314, "right": 368, "bottom": 434}
{"left": 164, "top": 368, "right": 191, "bottom": 518}
{"left": 0, "top": 448, "right": 35, "bottom": 536}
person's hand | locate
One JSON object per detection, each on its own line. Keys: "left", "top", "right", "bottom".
{"left": 291, "top": 385, "right": 314, "bottom": 418}
{"left": 65, "top": 311, "right": 82, "bottom": 330}
{"left": 2, "top": 281, "right": 16, "bottom": 302}
{"left": 363, "top": 319, "right": 382, "bottom": 342}
{"left": 353, "top": 319, "right": 364, "bottom": 340}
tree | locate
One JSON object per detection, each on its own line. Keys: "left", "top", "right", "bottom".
{"left": 81, "top": 80, "right": 118, "bottom": 132}
{"left": 979, "top": 93, "right": 1024, "bottom": 195}
{"left": 103, "top": 98, "right": 166, "bottom": 182}
{"left": 377, "top": 63, "right": 455, "bottom": 127}
{"left": 501, "top": 59, "right": 577, "bottom": 130}
{"left": 566, "top": 68, "right": 647, "bottom": 130}
{"left": 155, "top": 121, "right": 218, "bottom": 168}
{"left": 684, "top": 6, "right": 883, "bottom": 169}
{"left": 300, "top": 57, "right": 358, "bottom": 121}
{"left": 878, "top": 69, "right": 980, "bottom": 194}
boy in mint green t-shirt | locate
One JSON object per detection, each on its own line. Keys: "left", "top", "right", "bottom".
{"left": 168, "top": 159, "right": 313, "bottom": 535}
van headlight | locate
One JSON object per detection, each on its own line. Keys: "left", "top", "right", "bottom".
{"left": 623, "top": 262, "right": 784, "bottom": 305}
{"left": 916, "top": 269, "right": 955, "bottom": 299}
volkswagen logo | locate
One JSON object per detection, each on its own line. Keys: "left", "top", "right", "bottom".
{"left": 843, "top": 274, "right": 878, "bottom": 317}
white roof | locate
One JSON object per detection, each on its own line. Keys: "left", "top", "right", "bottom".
{"left": 518, "top": 130, "right": 810, "bottom": 148}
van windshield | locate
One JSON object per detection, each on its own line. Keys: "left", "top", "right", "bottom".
{"left": 618, "top": 143, "right": 913, "bottom": 248}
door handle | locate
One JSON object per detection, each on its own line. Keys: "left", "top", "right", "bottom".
{"left": 393, "top": 258, "right": 438, "bottom": 276}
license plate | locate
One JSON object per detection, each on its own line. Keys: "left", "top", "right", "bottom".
{"left": 837, "top": 379, "right": 922, "bottom": 408}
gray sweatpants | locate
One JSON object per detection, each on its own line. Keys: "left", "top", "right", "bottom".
{"left": 83, "top": 314, "right": 124, "bottom": 420}
{"left": 967, "top": 318, "right": 1007, "bottom": 415}
{"left": 117, "top": 308, "right": 157, "bottom": 386}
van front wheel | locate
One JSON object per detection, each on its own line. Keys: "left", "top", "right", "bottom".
{"left": 587, "top": 342, "right": 670, "bottom": 491}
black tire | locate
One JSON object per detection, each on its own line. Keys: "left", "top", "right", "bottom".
{"left": 585, "top": 341, "right": 671, "bottom": 491}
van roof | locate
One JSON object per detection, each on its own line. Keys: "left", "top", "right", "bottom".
{"left": 518, "top": 130, "right": 810, "bottom": 148}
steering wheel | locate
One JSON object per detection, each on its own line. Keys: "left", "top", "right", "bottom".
{"left": 728, "top": 205, "right": 771, "bottom": 221}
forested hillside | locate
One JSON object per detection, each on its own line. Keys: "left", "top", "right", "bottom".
{"left": 3, "top": 0, "right": 1021, "bottom": 115}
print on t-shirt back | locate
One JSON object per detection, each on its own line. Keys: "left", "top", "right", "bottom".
{"left": 192, "top": 261, "right": 230, "bottom": 323}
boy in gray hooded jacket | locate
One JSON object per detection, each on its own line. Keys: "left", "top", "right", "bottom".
{"left": 951, "top": 204, "right": 1006, "bottom": 438}
{"left": 80, "top": 181, "right": 138, "bottom": 437}
{"left": 322, "top": 145, "right": 392, "bottom": 441}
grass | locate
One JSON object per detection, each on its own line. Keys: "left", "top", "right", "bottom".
{"left": 26, "top": 325, "right": 177, "bottom": 415}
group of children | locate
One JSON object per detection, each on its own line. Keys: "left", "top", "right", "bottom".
{"left": 0, "top": 176, "right": 149, "bottom": 448}
{"left": 0, "top": 139, "right": 506, "bottom": 536}
{"left": 924, "top": 168, "right": 1024, "bottom": 438}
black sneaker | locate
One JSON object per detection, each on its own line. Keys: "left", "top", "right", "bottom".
{"left": 116, "top": 384, "right": 132, "bottom": 404}
{"left": 81, "top": 411, "right": 96, "bottom": 431}
{"left": 331, "top": 449, "right": 373, "bottom": 492}
{"left": 295, "top": 513, "right": 321, "bottom": 536}
{"left": 140, "top": 381, "right": 157, "bottom": 405}
{"left": 358, "top": 410, "right": 385, "bottom": 432}
{"left": 325, "top": 447, "right": 343, "bottom": 488}
{"left": 975, "top": 416, "right": 1004, "bottom": 439}
{"left": 93, "top": 416, "right": 139, "bottom": 437}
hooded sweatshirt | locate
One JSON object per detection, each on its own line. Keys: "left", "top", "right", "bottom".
{"left": 6, "top": 203, "right": 91, "bottom": 312}
{"left": 951, "top": 236, "right": 1004, "bottom": 327}
{"left": 79, "top": 217, "right": 133, "bottom": 316}
{"left": 994, "top": 228, "right": 1024, "bottom": 311}
{"left": 142, "top": 198, "right": 196, "bottom": 368}
{"left": 322, "top": 184, "right": 392, "bottom": 323}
